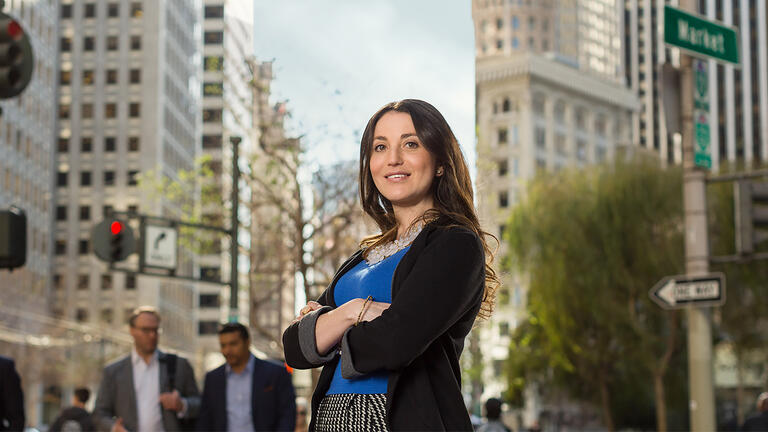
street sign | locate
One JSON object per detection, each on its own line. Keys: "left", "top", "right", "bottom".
{"left": 693, "top": 59, "right": 711, "bottom": 169}
{"left": 143, "top": 225, "right": 177, "bottom": 269}
{"left": 664, "top": 5, "right": 739, "bottom": 65}
{"left": 650, "top": 273, "right": 726, "bottom": 309}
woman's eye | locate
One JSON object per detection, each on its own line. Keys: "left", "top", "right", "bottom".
{"left": 374, "top": 144, "right": 386, "bottom": 152}
{"left": 405, "top": 141, "right": 419, "bottom": 148}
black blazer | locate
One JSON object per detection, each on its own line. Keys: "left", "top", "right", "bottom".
{"left": 196, "top": 357, "right": 296, "bottom": 432}
{"left": 283, "top": 223, "right": 485, "bottom": 431}
{"left": 0, "top": 356, "right": 24, "bottom": 432}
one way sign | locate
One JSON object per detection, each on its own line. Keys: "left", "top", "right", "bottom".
{"left": 649, "top": 273, "right": 726, "bottom": 309}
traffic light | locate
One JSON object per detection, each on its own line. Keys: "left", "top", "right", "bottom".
{"left": 0, "top": 207, "right": 26, "bottom": 270}
{"left": 0, "top": 12, "right": 34, "bottom": 99}
{"left": 734, "top": 180, "right": 768, "bottom": 254}
{"left": 92, "top": 219, "right": 135, "bottom": 262}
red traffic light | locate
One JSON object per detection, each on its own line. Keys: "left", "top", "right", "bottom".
{"left": 5, "top": 20, "right": 22, "bottom": 40}
{"left": 110, "top": 221, "right": 123, "bottom": 235}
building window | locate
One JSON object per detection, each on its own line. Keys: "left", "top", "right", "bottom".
{"left": 528, "top": 16, "right": 535, "bottom": 30}
{"left": 53, "top": 274, "right": 63, "bottom": 290}
{"left": 84, "top": 3, "right": 96, "bottom": 18}
{"left": 497, "top": 160, "right": 508, "bottom": 177}
{"left": 77, "top": 274, "right": 89, "bottom": 290}
{"left": 528, "top": 37, "right": 535, "bottom": 49}
{"left": 199, "top": 294, "right": 220, "bottom": 308}
{"left": 83, "top": 36, "right": 95, "bottom": 51}
{"left": 499, "top": 322, "right": 510, "bottom": 336}
{"left": 108, "top": 3, "right": 119, "bottom": 17}
{"left": 59, "top": 104, "right": 70, "bottom": 119}
{"left": 129, "top": 103, "right": 140, "bottom": 118}
{"left": 105, "top": 137, "right": 116, "bottom": 152}
{"left": 80, "top": 171, "right": 92, "bottom": 186}
{"left": 203, "top": 109, "right": 222, "bottom": 123}
{"left": 199, "top": 321, "right": 220, "bottom": 335}
{"left": 76, "top": 309, "right": 89, "bottom": 323}
{"left": 107, "top": 35, "right": 119, "bottom": 51}
{"left": 57, "top": 172, "right": 68, "bottom": 186}
{"left": 103, "top": 205, "right": 113, "bottom": 218}
{"left": 130, "top": 2, "right": 142, "bottom": 17}
{"left": 81, "top": 137, "right": 93, "bottom": 153}
{"left": 103, "top": 171, "right": 116, "bottom": 186}
{"left": 533, "top": 94, "right": 546, "bottom": 115}
{"left": 497, "top": 128, "right": 508, "bottom": 145}
{"left": 511, "top": 37, "right": 519, "bottom": 49}
{"left": 202, "top": 135, "right": 222, "bottom": 149}
{"left": 204, "top": 5, "right": 224, "bottom": 18}
{"left": 554, "top": 101, "right": 565, "bottom": 123}
{"left": 127, "top": 205, "right": 138, "bottom": 214}
{"left": 101, "top": 274, "right": 112, "bottom": 290}
{"left": 512, "top": 16, "right": 519, "bottom": 29}
{"left": 204, "top": 56, "right": 224, "bottom": 72}
{"left": 203, "top": 82, "right": 223, "bottom": 97}
{"left": 55, "top": 240, "right": 66, "bottom": 255}
{"left": 201, "top": 267, "right": 221, "bottom": 282}
{"left": 61, "top": 4, "right": 72, "bottom": 18}
{"left": 126, "top": 274, "right": 137, "bottom": 290}
{"left": 57, "top": 138, "right": 69, "bottom": 153}
{"left": 101, "top": 308, "right": 113, "bottom": 323}
{"left": 129, "top": 69, "right": 141, "bottom": 84}
{"left": 127, "top": 171, "right": 138, "bottom": 186}
{"left": 78, "top": 239, "right": 89, "bottom": 255}
{"left": 81, "top": 103, "right": 94, "bottom": 119}
{"left": 79, "top": 205, "right": 90, "bottom": 221}
{"left": 128, "top": 137, "right": 140, "bottom": 152}
{"left": 105, "top": 103, "right": 117, "bottom": 119}
{"left": 60, "top": 70, "right": 71, "bottom": 85}
{"left": 576, "top": 140, "right": 587, "bottom": 161}
{"left": 499, "top": 191, "right": 509, "bottom": 208}
{"left": 130, "top": 35, "right": 141, "bottom": 50}
{"left": 499, "top": 224, "right": 507, "bottom": 239}
{"left": 496, "top": 39, "right": 503, "bottom": 50}
{"left": 204, "top": 31, "right": 223, "bottom": 45}
{"left": 106, "top": 69, "right": 118, "bottom": 84}
{"left": 56, "top": 206, "right": 67, "bottom": 221}
{"left": 82, "top": 69, "right": 94, "bottom": 85}
{"left": 535, "top": 127, "right": 546, "bottom": 150}
{"left": 60, "top": 37, "right": 72, "bottom": 52}
{"left": 496, "top": 18, "right": 503, "bottom": 29}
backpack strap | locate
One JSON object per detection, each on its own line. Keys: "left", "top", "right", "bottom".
{"left": 164, "top": 353, "right": 178, "bottom": 391}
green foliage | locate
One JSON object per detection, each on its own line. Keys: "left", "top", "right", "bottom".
{"left": 503, "top": 155, "right": 687, "bottom": 429}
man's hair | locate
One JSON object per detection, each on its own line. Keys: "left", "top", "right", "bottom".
{"left": 758, "top": 392, "right": 768, "bottom": 412}
{"left": 485, "top": 397, "right": 502, "bottom": 420}
{"left": 73, "top": 387, "right": 90, "bottom": 404}
{"left": 128, "top": 306, "right": 161, "bottom": 327}
{"left": 218, "top": 322, "right": 249, "bottom": 341}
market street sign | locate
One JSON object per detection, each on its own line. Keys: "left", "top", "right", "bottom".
{"left": 650, "top": 273, "right": 725, "bottom": 309}
{"left": 693, "top": 59, "right": 711, "bottom": 169}
{"left": 664, "top": 5, "right": 739, "bottom": 65}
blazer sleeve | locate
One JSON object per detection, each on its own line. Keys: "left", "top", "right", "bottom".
{"left": 0, "top": 358, "right": 25, "bottom": 431}
{"left": 92, "top": 366, "right": 117, "bottom": 432}
{"left": 274, "top": 367, "right": 297, "bottom": 431}
{"left": 340, "top": 229, "right": 485, "bottom": 378}
{"left": 178, "top": 358, "right": 201, "bottom": 419}
{"left": 282, "top": 283, "right": 337, "bottom": 369}
{"left": 195, "top": 372, "right": 214, "bottom": 432}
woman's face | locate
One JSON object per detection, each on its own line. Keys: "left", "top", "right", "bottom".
{"left": 369, "top": 111, "right": 439, "bottom": 212}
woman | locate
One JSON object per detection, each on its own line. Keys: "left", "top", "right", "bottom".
{"left": 283, "top": 99, "right": 499, "bottom": 431}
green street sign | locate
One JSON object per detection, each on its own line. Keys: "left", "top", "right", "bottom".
{"left": 693, "top": 60, "right": 711, "bottom": 169}
{"left": 664, "top": 5, "right": 739, "bottom": 65}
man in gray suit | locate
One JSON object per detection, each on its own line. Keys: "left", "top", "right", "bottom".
{"left": 94, "top": 306, "right": 200, "bottom": 432}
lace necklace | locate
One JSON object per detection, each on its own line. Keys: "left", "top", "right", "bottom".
{"left": 365, "top": 222, "right": 424, "bottom": 265}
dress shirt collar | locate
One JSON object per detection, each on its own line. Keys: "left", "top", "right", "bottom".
{"left": 225, "top": 353, "right": 255, "bottom": 376}
{"left": 131, "top": 347, "right": 159, "bottom": 367}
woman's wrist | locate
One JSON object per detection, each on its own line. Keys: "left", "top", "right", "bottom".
{"left": 341, "top": 298, "right": 364, "bottom": 326}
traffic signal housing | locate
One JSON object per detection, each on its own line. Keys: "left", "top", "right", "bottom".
{"left": 734, "top": 180, "right": 768, "bottom": 254}
{"left": 0, "top": 207, "right": 26, "bottom": 270}
{"left": 92, "top": 219, "right": 135, "bottom": 262}
{"left": 0, "top": 12, "right": 34, "bottom": 99}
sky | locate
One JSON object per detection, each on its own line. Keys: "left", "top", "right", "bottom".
{"left": 252, "top": 1, "right": 477, "bottom": 173}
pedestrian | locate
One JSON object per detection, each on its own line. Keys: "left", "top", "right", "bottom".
{"left": 283, "top": 99, "right": 500, "bottom": 431}
{"left": 93, "top": 306, "right": 200, "bottom": 432}
{"left": 0, "top": 355, "right": 24, "bottom": 431}
{"left": 196, "top": 322, "right": 296, "bottom": 431}
{"left": 742, "top": 392, "right": 768, "bottom": 431}
{"left": 477, "top": 398, "right": 510, "bottom": 432}
{"left": 50, "top": 387, "right": 95, "bottom": 432}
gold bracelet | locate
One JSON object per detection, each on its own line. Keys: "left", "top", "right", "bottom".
{"left": 355, "top": 296, "right": 373, "bottom": 326}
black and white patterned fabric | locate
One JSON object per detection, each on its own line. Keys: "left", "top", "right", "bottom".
{"left": 314, "top": 393, "right": 389, "bottom": 432}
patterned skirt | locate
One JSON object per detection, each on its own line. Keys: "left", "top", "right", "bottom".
{"left": 314, "top": 393, "right": 389, "bottom": 432}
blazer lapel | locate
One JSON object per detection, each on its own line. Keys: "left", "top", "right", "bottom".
{"left": 158, "top": 351, "right": 169, "bottom": 392}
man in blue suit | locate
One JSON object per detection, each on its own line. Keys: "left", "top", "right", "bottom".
{"left": 197, "top": 323, "right": 296, "bottom": 432}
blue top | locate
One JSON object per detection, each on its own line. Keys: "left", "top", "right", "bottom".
{"left": 225, "top": 354, "right": 255, "bottom": 432}
{"left": 326, "top": 246, "right": 410, "bottom": 395}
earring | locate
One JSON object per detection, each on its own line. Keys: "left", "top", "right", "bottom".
{"left": 436, "top": 167, "right": 444, "bottom": 176}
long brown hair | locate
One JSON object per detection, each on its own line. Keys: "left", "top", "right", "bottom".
{"left": 358, "top": 99, "right": 499, "bottom": 320}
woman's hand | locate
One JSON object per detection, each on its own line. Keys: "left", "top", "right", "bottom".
{"left": 361, "top": 301, "right": 390, "bottom": 323}
{"left": 291, "top": 301, "right": 322, "bottom": 324}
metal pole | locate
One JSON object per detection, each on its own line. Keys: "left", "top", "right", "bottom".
{"left": 680, "top": 1, "right": 716, "bottom": 429}
{"left": 229, "top": 136, "right": 241, "bottom": 322}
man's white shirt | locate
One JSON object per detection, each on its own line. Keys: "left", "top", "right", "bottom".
{"left": 131, "top": 348, "right": 164, "bottom": 432}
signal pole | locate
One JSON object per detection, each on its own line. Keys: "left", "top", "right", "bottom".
{"left": 229, "top": 136, "right": 241, "bottom": 322}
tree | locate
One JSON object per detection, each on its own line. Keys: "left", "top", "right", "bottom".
{"left": 503, "top": 154, "right": 686, "bottom": 431}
